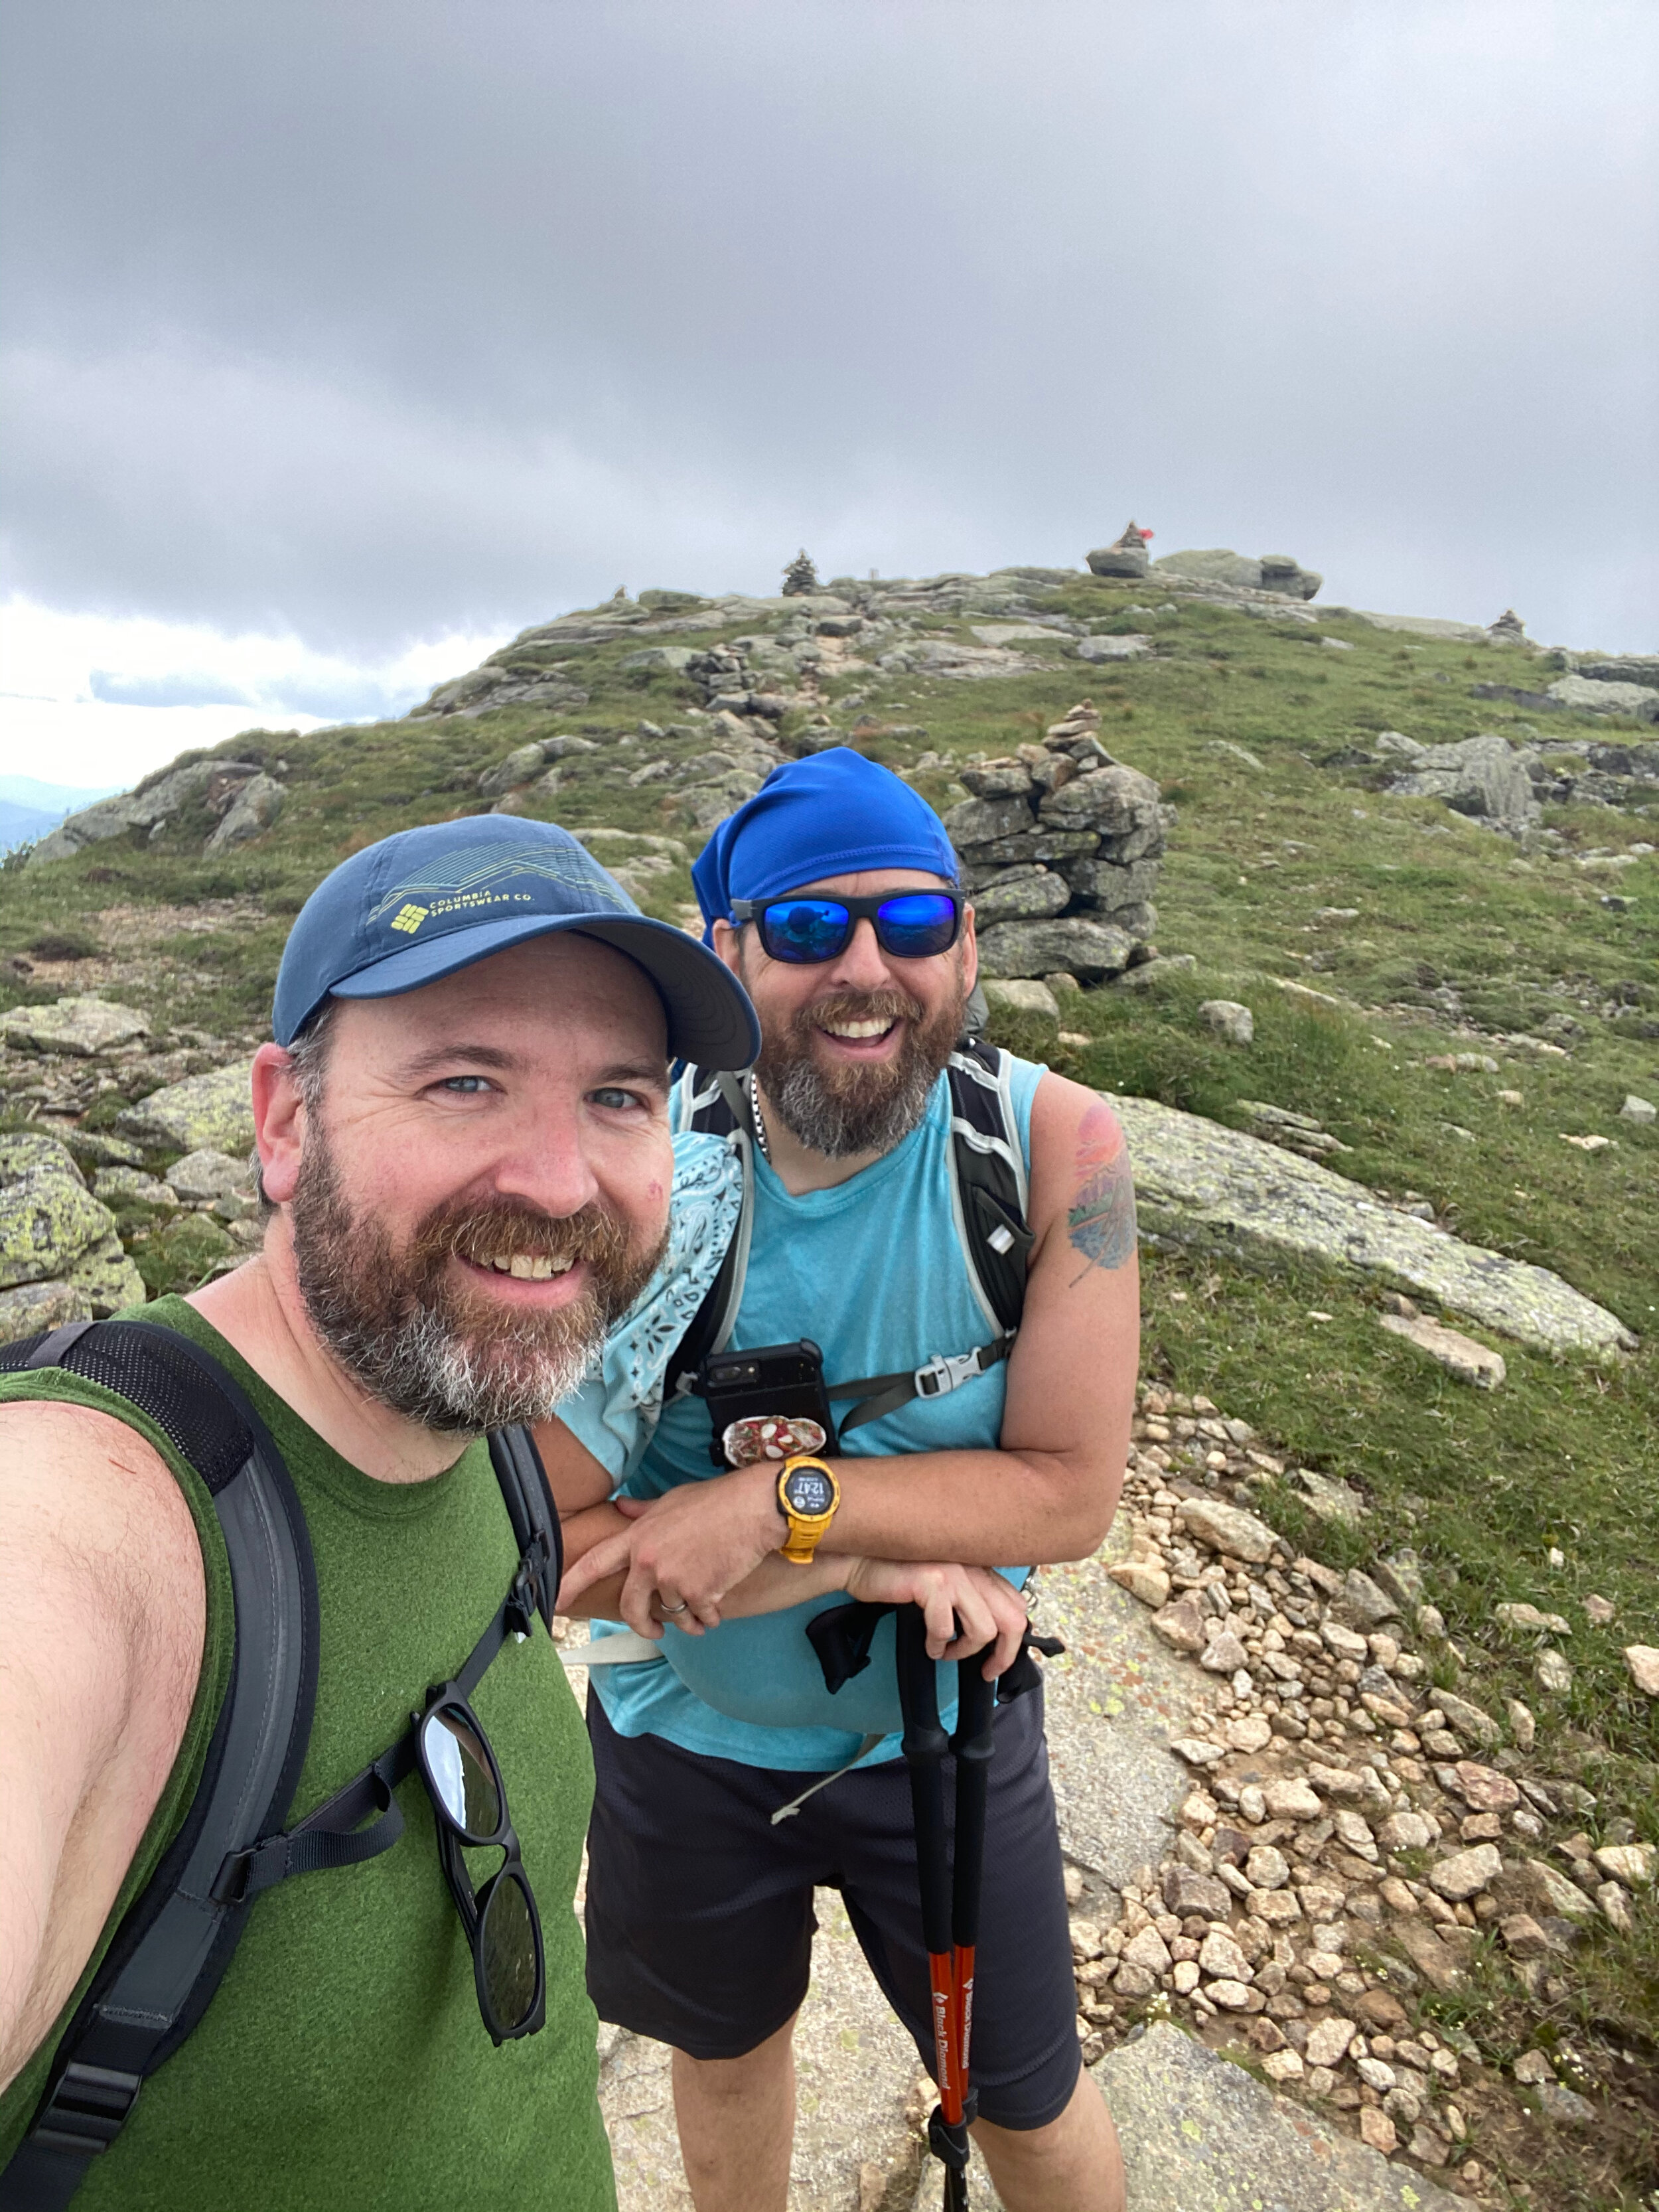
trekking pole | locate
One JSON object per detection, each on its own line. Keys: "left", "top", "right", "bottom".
{"left": 948, "top": 1656, "right": 996, "bottom": 2124}
{"left": 897, "top": 1607, "right": 996, "bottom": 2212}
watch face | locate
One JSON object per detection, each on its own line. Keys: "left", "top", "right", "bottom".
{"left": 782, "top": 1465, "right": 834, "bottom": 1518}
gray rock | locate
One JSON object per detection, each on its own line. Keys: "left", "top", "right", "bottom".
{"left": 1259, "top": 556, "right": 1323, "bottom": 601}
{"left": 1070, "top": 2024, "right": 1460, "bottom": 2212}
{"left": 1058, "top": 856, "right": 1161, "bottom": 913}
{"left": 1086, "top": 527, "right": 1151, "bottom": 579}
{"left": 942, "top": 793, "right": 1035, "bottom": 848}
{"left": 1351, "top": 611, "right": 1490, "bottom": 644}
{"left": 1387, "top": 732, "right": 1540, "bottom": 830}
{"left": 1619, "top": 1094, "right": 1656, "bottom": 1124}
{"left": 206, "top": 772, "right": 284, "bottom": 851}
{"left": 970, "top": 869, "right": 1070, "bottom": 926}
{"left": 1104, "top": 1088, "right": 1635, "bottom": 1355}
{"left": 980, "top": 979, "right": 1060, "bottom": 1023}
{"left": 1178, "top": 1497, "right": 1281, "bottom": 1564}
{"left": 92, "top": 1167, "right": 177, "bottom": 1209}
{"left": 1, "top": 997, "right": 149, "bottom": 1056}
{"left": 978, "top": 919, "right": 1137, "bottom": 982}
{"left": 1378, "top": 1312, "right": 1506, "bottom": 1388}
{"left": 1372, "top": 1550, "right": 1425, "bottom": 1609}
{"left": 1200, "top": 999, "right": 1254, "bottom": 1047}
{"left": 1076, "top": 634, "right": 1153, "bottom": 662}
{"left": 1435, "top": 1691, "right": 1500, "bottom": 1747}
{"left": 119, "top": 1061, "right": 256, "bottom": 1155}
{"left": 1039, "top": 763, "right": 1164, "bottom": 841}
{"left": 1333, "top": 1569, "right": 1400, "bottom": 1627}
{"left": 166, "top": 1148, "right": 254, "bottom": 1201}
{"left": 1153, "top": 550, "right": 1265, "bottom": 590}
{"left": 0, "top": 1134, "right": 145, "bottom": 1314}
{"left": 1548, "top": 674, "right": 1659, "bottom": 723}
{"left": 1373, "top": 729, "right": 1425, "bottom": 758}
{"left": 478, "top": 742, "right": 549, "bottom": 797}
{"left": 960, "top": 826, "right": 1104, "bottom": 867}
{"left": 60, "top": 1131, "right": 145, "bottom": 1170}
{"left": 1034, "top": 1552, "right": 1194, "bottom": 1885}
{"left": 618, "top": 645, "right": 693, "bottom": 674}
{"left": 28, "top": 758, "right": 236, "bottom": 864}
{"left": 0, "top": 1278, "right": 94, "bottom": 1333}
{"left": 1115, "top": 954, "right": 1196, "bottom": 992}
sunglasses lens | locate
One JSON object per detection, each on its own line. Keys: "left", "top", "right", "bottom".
{"left": 760, "top": 899, "right": 851, "bottom": 963}
{"left": 421, "top": 1705, "right": 501, "bottom": 1842}
{"left": 480, "top": 1870, "right": 540, "bottom": 2031}
{"left": 876, "top": 893, "right": 959, "bottom": 958}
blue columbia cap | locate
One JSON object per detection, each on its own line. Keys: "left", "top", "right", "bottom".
{"left": 272, "top": 816, "right": 759, "bottom": 1069}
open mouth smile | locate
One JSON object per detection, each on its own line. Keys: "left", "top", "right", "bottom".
{"left": 455, "top": 1250, "right": 587, "bottom": 1297}
{"left": 816, "top": 1014, "right": 903, "bottom": 1051}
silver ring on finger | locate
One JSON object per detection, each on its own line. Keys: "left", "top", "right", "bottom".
{"left": 658, "top": 1597, "right": 689, "bottom": 1615}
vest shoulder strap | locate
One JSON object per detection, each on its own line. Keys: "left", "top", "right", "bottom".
{"left": 662, "top": 1045, "right": 1034, "bottom": 1440}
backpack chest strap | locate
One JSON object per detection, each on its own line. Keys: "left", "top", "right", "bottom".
{"left": 828, "top": 1331, "right": 1015, "bottom": 1438}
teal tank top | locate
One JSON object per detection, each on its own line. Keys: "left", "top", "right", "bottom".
{"left": 582, "top": 1055, "right": 1045, "bottom": 1771}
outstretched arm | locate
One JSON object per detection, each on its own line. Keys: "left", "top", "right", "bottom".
{"left": 556, "top": 1072, "right": 1139, "bottom": 1633}
{"left": 0, "top": 1404, "right": 204, "bottom": 2097}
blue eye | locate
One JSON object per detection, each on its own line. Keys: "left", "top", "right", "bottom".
{"left": 441, "top": 1076, "right": 490, "bottom": 1093}
{"left": 590, "top": 1088, "right": 639, "bottom": 1110}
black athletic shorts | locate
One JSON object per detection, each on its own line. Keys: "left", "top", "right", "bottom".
{"left": 583, "top": 1684, "right": 1081, "bottom": 2131}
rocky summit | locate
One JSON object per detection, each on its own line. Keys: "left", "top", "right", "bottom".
{"left": 1, "top": 538, "right": 1654, "bottom": 2211}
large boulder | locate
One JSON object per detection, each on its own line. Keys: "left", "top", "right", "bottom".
{"left": 942, "top": 793, "right": 1036, "bottom": 849}
{"left": 1386, "top": 732, "right": 1540, "bottom": 830}
{"left": 29, "top": 759, "right": 255, "bottom": 865}
{"left": 1152, "top": 548, "right": 1264, "bottom": 590}
{"left": 1039, "top": 763, "right": 1165, "bottom": 851}
{"left": 1058, "top": 855, "right": 1161, "bottom": 913}
{"left": 1085, "top": 522, "right": 1151, "bottom": 579}
{"left": 119, "top": 1061, "right": 255, "bottom": 1155}
{"left": 1108, "top": 1088, "right": 1636, "bottom": 1355}
{"left": 969, "top": 867, "right": 1070, "bottom": 926}
{"left": 1547, "top": 674, "right": 1659, "bottom": 723}
{"left": 1, "top": 997, "right": 149, "bottom": 1056}
{"left": 977, "top": 917, "right": 1135, "bottom": 982}
{"left": 206, "top": 772, "right": 285, "bottom": 850}
{"left": 0, "top": 1134, "right": 145, "bottom": 1314}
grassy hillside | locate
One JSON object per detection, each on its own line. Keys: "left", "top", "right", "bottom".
{"left": 2, "top": 570, "right": 1654, "bottom": 2199}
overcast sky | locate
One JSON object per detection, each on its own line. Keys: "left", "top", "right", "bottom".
{"left": 2, "top": 0, "right": 1655, "bottom": 789}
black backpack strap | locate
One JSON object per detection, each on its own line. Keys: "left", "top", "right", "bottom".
{"left": 946, "top": 1042, "right": 1033, "bottom": 1337}
{"left": 662, "top": 1065, "right": 755, "bottom": 1404}
{"left": 210, "top": 1426, "right": 561, "bottom": 1909}
{"left": 0, "top": 1321, "right": 319, "bottom": 2212}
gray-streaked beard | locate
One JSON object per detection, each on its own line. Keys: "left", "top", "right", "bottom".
{"left": 756, "top": 977, "right": 966, "bottom": 1159}
{"left": 289, "top": 1120, "right": 665, "bottom": 1433}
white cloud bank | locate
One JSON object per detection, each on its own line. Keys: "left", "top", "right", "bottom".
{"left": 0, "top": 599, "right": 505, "bottom": 792}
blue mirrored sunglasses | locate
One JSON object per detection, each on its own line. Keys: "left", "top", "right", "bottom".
{"left": 730, "top": 891, "right": 963, "bottom": 964}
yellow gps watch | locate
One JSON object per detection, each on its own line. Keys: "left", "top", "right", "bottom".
{"left": 775, "top": 1455, "right": 841, "bottom": 1566}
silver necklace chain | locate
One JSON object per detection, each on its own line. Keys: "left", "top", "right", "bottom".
{"left": 747, "top": 1072, "right": 772, "bottom": 1163}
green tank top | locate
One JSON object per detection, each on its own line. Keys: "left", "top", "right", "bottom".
{"left": 0, "top": 1297, "right": 615, "bottom": 2212}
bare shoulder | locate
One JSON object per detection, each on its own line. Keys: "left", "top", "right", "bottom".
{"left": 0, "top": 1397, "right": 205, "bottom": 1655}
{"left": 1025, "top": 1071, "right": 1137, "bottom": 1277}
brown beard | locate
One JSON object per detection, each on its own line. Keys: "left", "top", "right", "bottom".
{"left": 754, "top": 972, "right": 966, "bottom": 1159}
{"left": 290, "top": 1117, "right": 666, "bottom": 1432}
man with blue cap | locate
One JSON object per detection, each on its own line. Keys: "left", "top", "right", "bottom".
{"left": 0, "top": 816, "right": 770, "bottom": 2210}
{"left": 553, "top": 755, "right": 1138, "bottom": 2212}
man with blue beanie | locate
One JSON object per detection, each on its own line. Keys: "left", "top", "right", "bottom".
{"left": 553, "top": 753, "right": 1139, "bottom": 2211}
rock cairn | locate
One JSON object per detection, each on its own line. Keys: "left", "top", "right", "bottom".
{"left": 1055, "top": 1381, "right": 1651, "bottom": 2188}
{"left": 1086, "top": 522, "right": 1153, "bottom": 579}
{"left": 943, "top": 702, "right": 1173, "bottom": 983}
{"left": 780, "top": 549, "right": 820, "bottom": 596}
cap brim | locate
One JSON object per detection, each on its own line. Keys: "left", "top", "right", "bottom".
{"left": 328, "top": 911, "right": 758, "bottom": 1070}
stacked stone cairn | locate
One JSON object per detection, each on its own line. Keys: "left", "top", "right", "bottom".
{"left": 780, "top": 549, "right": 820, "bottom": 597}
{"left": 943, "top": 701, "right": 1173, "bottom": 984}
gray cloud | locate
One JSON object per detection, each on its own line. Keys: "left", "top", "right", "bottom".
{"left": 2, "top": 0, "right": 1655, "bottom": 655}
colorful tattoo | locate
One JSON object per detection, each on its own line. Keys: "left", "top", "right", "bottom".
{"left": 1067, "top": 1102, "right": 1137, "bottom": 1282}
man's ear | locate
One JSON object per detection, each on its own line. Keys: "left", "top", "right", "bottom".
{"left": 252, "top": 1043, "right": 306, "bottom": 1206}
{"left": 959, "top": 902, "right": 978, "bottom": 994}
{"left": 710, "top": 918, "right": 745, "bottom": 978}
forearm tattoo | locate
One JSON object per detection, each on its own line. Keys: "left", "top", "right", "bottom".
{"left": 1067, "top": 1102, "right": 1137, "bottom": 1282}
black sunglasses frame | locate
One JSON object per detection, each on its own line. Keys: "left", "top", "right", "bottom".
{"left": 414, "top": 1683, "right": 547, "bottom": 2045}
{"left": 730, "top": 890, "right": 964, "bottom": 964}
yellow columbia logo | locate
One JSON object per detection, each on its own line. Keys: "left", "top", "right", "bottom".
{"left": 390, "top": 903, "right": 429, "bottom": 934}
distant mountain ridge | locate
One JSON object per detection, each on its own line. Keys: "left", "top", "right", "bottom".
{"left": 0, "top": 774, "right": 122, "bottom": 853}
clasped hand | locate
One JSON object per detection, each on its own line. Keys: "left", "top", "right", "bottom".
{"left": 555, "top": 1468, "right": 1030, "bottom": 1676}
